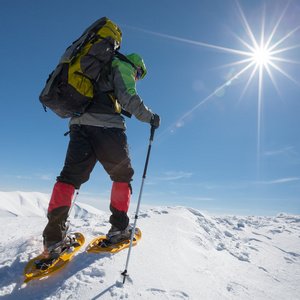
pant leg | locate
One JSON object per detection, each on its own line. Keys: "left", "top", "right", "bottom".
{"left": 43, "top": 182, "right": 74, "bottom": 248}
{"left": 89, "top": 127, "right": 134, "bottom": 230}
{"left": 43, "top": 125, "right": 97, "bottom": 247}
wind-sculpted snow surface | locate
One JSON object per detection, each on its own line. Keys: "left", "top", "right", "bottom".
{"left": 0, "top": 192, "right": 299, "bottom": 299}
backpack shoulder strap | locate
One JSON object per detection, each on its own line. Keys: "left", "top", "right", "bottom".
{"left": 114, "top": 51, "right": 138, "bottom": 71}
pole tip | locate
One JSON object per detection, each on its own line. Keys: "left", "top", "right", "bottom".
{"left": 121, "top": 270, "right": 129, "bottom": 284}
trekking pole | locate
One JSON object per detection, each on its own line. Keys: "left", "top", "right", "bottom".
{"left": 121, "top": 125, "right": 156, "bottom": 284}
{"left": 68, "top": 189, "right": 80, "bottom": 219}
{"left": 65, "top": 188, "right": 80, "bottom": 233}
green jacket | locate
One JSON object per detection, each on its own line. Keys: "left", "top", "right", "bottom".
{"left": 69, "top": 53, "right": 152, "bottom": 130}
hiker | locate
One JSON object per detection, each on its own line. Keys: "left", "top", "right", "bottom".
{"left": 42, "top": 52, "right": 161, "bottom": 259}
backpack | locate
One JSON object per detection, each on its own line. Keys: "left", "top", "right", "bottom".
{"left": 39, "top": 17, "right": 122, "bottom": 119}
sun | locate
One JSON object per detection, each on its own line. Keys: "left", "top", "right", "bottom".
{"left": 252, "top": 47, "right": 271, "bottom": 67}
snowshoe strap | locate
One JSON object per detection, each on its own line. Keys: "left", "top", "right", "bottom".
{"left": 46, "top": 234, "right": 76, "bottom": 253}
{"left": 106, "top": 226, "right": 132, "bottom": 238}
{"left": 47, "top": 240, "right": 64, "bottom": 253}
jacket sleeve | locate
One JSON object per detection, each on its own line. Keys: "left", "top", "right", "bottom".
{"left": 112, "top": 60, "right": 153, "bottom": 123}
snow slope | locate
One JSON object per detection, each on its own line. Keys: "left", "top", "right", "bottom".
{"left": 0, "top": 192, "right": 299, "bottom": 299}
{"left": 0, "top": 191, "right": 102, "bottom": 219}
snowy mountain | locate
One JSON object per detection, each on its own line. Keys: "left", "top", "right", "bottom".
{"left": 0, "top": 191, "right": 102, "bottom": 218}
{"left": 0, "top": 191, "right": 299, "bottom": 299}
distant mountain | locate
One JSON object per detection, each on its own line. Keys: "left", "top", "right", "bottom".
{"left": 0, "top": 191, "right": 102, "bottom": 218}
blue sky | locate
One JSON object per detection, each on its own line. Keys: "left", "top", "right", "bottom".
{"left": 1, "top": 0, "right": 300, "bottom": 216}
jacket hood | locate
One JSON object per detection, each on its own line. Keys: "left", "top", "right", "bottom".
{"left": 126, "top": 53, "right": 147, "bottom": 79}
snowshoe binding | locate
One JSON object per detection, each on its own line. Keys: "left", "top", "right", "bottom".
{"left": 24, "top": 232, "right": 84, "bottom": 283}
{"left": 35, "top": 234, "right": 81, "bottom": 270}
{"left": 87, "top": 226, "right": 142, "bottom": 253}
{"left": 99, "top": 225, "right": 133, "bottom": 247}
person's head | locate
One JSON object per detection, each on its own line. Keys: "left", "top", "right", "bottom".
{"left": 125, "top": 53, "right": 147, "bottom": 80}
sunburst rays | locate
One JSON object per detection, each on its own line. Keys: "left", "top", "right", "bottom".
{"left": 143, "top": 1, "right": 300, "bottom": 148}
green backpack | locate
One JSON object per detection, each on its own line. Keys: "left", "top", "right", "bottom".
{"left": 39, "top": 17, "right": 123, "bottom": 119}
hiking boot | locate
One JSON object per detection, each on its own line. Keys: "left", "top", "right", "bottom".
{"left": 99, "top": 225, "right": 133, "bottom": 248}
{"left": 35, "top": 235, "right": 78, "bottom": 270}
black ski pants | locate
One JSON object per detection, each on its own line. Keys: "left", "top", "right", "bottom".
{"left": 43, "top": 124, "right": 134, "bottom": 247}
{"left": 57, "top": 124, "right": 134, "bottom": 188}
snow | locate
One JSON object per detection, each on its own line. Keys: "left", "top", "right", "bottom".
{"left": 0, "top": 191, "right": 299, "bottom": 299}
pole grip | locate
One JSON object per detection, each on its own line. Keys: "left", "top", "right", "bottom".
{"left": 150, "top": 125, "right": 155, "bottom": 141}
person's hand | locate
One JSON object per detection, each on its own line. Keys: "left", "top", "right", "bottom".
{"left": 150, "top": 113, "right": 161, "bottom": 129}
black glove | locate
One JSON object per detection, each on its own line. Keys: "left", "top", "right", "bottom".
{"left": 150, "top": 113, "right": 161, "bottom": 129}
